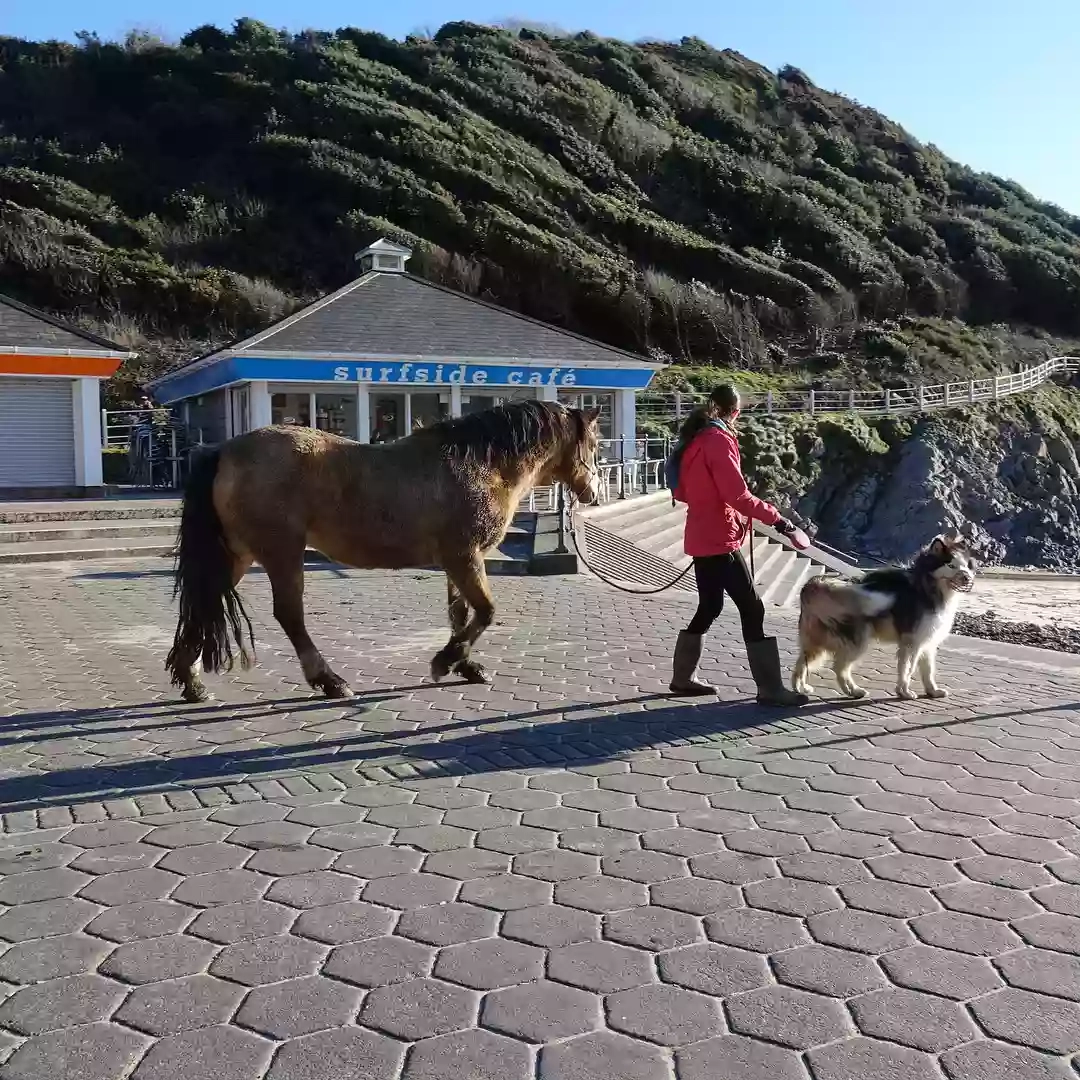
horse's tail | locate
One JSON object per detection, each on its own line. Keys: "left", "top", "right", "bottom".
{"left": 165, "top": 447, "right": 254, "bottom": 689}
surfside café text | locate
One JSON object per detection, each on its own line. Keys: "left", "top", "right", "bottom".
{"left": 332, "top": 362, "right": 582, "bottom": 387}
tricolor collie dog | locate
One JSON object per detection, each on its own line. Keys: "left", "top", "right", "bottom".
{"left": 792, "top": 534, "right": 976, "bottom": 701}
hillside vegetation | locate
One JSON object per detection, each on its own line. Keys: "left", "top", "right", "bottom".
{"left": 2, "top": 18, "right": 1080, "bottom": 400}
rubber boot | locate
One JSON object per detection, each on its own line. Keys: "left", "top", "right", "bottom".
{"left": 669, "top": 632, "right": 717, "bottom": 696}
{"left": 746, "top": 637, "right": 810, "bottom": 706}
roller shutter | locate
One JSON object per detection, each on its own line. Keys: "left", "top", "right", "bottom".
{"left": 0, "top": 377, "right": 76, "bottom": 486}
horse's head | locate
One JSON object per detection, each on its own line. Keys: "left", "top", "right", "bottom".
{"left": 539, "top": 405, "right": 602, "bottom": 505}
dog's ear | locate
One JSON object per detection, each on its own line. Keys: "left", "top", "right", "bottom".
{"left": 929, "top": 535, "right": 949, "bottom": 557}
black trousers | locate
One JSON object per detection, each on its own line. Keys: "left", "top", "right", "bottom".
{"left": 686, "top": 551, "right": 766, "bottom": 642}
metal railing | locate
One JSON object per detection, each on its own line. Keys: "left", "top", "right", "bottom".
{"left": 637, "top": 355, "right": 1079, "bottom": 427}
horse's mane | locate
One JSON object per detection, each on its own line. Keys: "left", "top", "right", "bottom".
{"left": 421, "top": 399, "right": 578, "bottom": 464}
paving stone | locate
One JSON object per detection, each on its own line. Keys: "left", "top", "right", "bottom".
{"left": 171, "top": 869, "right": 269, "bottom": 907}
{"left": 939, "top": 1040, "right": 1077, "bottom": 1080}
{"left": 537, "top": 1030, "right": 672, "bottom": 1080}
{"left": 880, "top": 945, "right": 1004, "bottom": 999}
{"left": 323, "top": 934, "right": 433, "bottom": 986}
{"left": 243, "top": 844, "right": 335, "bottom": 876}
{"left": 893, "top": 831, "right": 980, "bottom": 860}
{"left": 362, "top": 976, "right": 478, "bottom": 1040}
{"left": 0, "top": 867, "right": 90, "bottom": 905}
{"left": 512, "top": 849, "right": 597, "bottom": 882}
{"left": 115, "top": 973, "right": 245, "bottom": 1036}
{"left": 363, "top": 872, "right": 459, "bottom": 910}
{"left": 935, "top": 881, "right": 1042, "bottom": 920}
{"left": 334, "top": 846, "right": 424, "bottom": 879}
{"left": 603, "top": 905, "right": 702, "bottom": 951}
{"left": 639, "top": 828, "right": 720, "bottom": 857}
{"left": 1014, "top": 911, "right": 1080, "bottom": 953}
{"left": 265, "top": 1026, "right": 405, "bottom": 1080}
{"left": 285, "top": 803, "right": 371, "bottom": 827}
{"left": 658, "top": 942, "right": 768, "bottom": 997}
{"left": 689, "top": 851, "right": 777, "bottom": 884}
{"left": 969, "top": 987, "right": 1080, "bottom": 1054}
{"left": 144, "top": 823, "right": 231, "bottom": 848}
{"left": 157, "top": 844, "right": 252, "bottom": 877}
{"left": 676, "top": 1034, "right": 807, "bottom": 1080}
{"left": 995, "top": 946, "right": 1080, "bottom": 1001}
{"left": 69, "top": 844, "right": 163, "bottom": 875}
{"left": 63, "top": 821, "right": 151, "bottom": 848}
{"left": 772, "top": 943, "right": 887, "bottom": 997}
{"left": 309, "top": 824, "right": 395, "bottom": 851}
{"left": 806, "top": 1037, "right": 939, "bottom": 1080}
{"left": 723, "top": 829, "right": 808, "bottom": 857}
{"left": 88, "top": 900, "right": 195, "bottom": 942}
{"left": 606, "top": 982, "right": 721, "bottom": 1046}
{"left": 1032, "top": 882, "right": 1080, "bottom": 916}
{"left": 705, "top": 907, "right": 810, "bottom": 952}
{"left": 975, "top": 833, "right": 1066, "bottom": 863}
{"left": 459, "top": 872, "right": 551, "bottom": 910}
{"left": 475, "top": 826, "right": 556, "bottom": 854}
{"left": 502, "top": 903, "right": 600, "bottom": 948}
{"left": 599, "top": 808, "right": 677, "bottom": 833}
{"left": 806, "top": 908, "right": 916, "bottom": 954}
{"left": 850, "top": 987, "right": 978, "bottom": 1051}
{"left": 839, "top": 880, "right": 941, "bottom": 917}
{"left": 401, "top": 1028, "right": 531, "bottom": 1080}
{"left": 425, "top": 848, "right": 511, "bottom": 880}
{"left": 265, "top": 870, "right": 359, "bottom": 909}
{"left": 341, "top": 786, "right": 416, "bottom": 807}
{"left": 726, "top": 984, "right": 850, "bottom": 1049}
{"left": 100, "top": 933, "right": 218, "bottom": 984}
{"left": 211, "top": 935, "right": 327, "bottom": 986}
{"left": 188, "top": 899, "right": 294, "bottom": 943}
{"left": 649, "top": 877, "right": 739, "bottom": 916}
{"left": 959, "top": 854, "right": 1054, "bottom": 889}
{"left": 481, "top": 979, "right": 600, "bottom": 1041}
{"left": 2, "top": 1021, "right": 151, "bottom": 1080}
{"left": 601, "top": 850, "right": 687, "bottom": 884}
{"left": 554, "top": 875, "right": 648, "bottom": 913}
{"left": 292, "top": 900, "right": 395, "bottom": 945}
{"left": 395, "top": 902, "right": 498, "bottom": 946}
{"left": 0, "top": 933, "right": 112, "bottom": 982}
{"left": 236, "top": 974, "right": 363, "bottom": 1038}
{"left": 434, "top": 937, "right": 545, "bottom": 989}
{"left": 910, "top": 909, "right": 1020, "bottom": 955}
{"left": 0, "top": 973, "right": 127, "bottom": 1034}
{"left": 0, "top": 896, "right": 101, "bottom": 941}
{"left": 131, "top": 1024, "right": 273, "bottom": 1080}
{"left": 548, "top": 940, "right": 654, "bottom": 992}
{"left": 555, "top": 789, "right": 630, "bottom": 813}
{"left": 744, "top": 877, "right": 841, "bottom": 917}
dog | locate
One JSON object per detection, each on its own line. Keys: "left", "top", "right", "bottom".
{"left": 792, "top": 533, "right": 976, "bottom": 701}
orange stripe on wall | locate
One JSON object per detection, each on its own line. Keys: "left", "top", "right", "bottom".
{"left": 0, "top": 355, "right": 123, "bottom": 378}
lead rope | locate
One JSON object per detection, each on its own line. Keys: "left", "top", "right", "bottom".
{"left": 564, "top": 489, "right": 697, "bottom": 595}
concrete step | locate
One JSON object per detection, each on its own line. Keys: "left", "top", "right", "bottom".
{"left": 0, "top": 537, "right": 176, "bottom": 564}
{"left": 0, "top": 499, "right": 181, "bottom": 524}
{"left": 0, "top": 519, "right": 179, "bottom": 544}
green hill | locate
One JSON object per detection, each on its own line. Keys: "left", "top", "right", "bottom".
{"left": 1, "top": 19, "right": 1079, "bottom": 398}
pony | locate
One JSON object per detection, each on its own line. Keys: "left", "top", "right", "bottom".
{"left": 165, "top": 400, "right": 601, "bottom": 703}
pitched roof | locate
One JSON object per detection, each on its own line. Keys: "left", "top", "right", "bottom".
{"left": 224, "top": 272, "right": 655, "bottom": 367}
{"left": 0, "top": 294, "right": 134, "bottom": 355}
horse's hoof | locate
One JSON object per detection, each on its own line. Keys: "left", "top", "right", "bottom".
{"left": 182, "top": 684, "right": 210, "bottom": 704}
{"left": 454, "top": 660, "right": 490, "bottom": 685}
{"left": 430, "top": 656, "right": 452, "bottom": 683}
{"left": 318, "top": 675, "right": 354, "bottom": 699}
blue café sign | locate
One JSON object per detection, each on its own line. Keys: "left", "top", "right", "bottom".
{"left": 153, "top": 356, "right": 656, "bottom": 402}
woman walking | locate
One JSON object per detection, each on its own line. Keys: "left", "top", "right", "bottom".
{"left": 668, "top": 384, "right": 808, "bottom": 706}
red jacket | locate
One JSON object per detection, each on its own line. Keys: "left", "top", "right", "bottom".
{"left": 676, "top": 422, "right": 780, "bottom": 556}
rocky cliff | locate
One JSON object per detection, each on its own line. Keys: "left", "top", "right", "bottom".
{"left": 738, "top": 383, "right": 1080, "bottom": 570}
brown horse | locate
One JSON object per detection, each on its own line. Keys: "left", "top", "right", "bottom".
{"left": 165, "top": 399, "right": 602, "bottom": 703}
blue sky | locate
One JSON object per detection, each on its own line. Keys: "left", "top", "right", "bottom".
{"left": 5, "top": 0, "right": 1079, "bottom": 213}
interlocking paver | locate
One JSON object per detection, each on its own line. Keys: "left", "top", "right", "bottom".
{"left": 677, "top": 1034, "right": 806, "bottom": 1080}
{"left": 482, "top": 980, "right": 600, "bottom": 1041}
{"left": 265, "top": 1027, "right": 404, "bottom": 1080}
{"left": 548, "top": 940, "right": 654, "bottom": 992}
{"left": 537, "top": 1030, "right": 672, "bottom": 1080}
{"left": 806, "top": 1037, "right": 939, "bottom": 1080}
{"left": 849, "top": 987, "right": 978, "bottom": 1051}
{"left": 502, "top": 903, "right": 599, "bottom": 948}
{"left": 911, "top": 910, "right": 1020, "bottom": 955}
{"left": 969, "top": 987, "right": 1080, "bottom": 1054}
{"left": 995, "top": 946, "right": 1080, "bottom": 1000}
{"left": 395, "top": 902, "right": 498, "bottom": 945}
{"left": 211, "top": 934, "right": 327, "bottom": 985}
{"left": 115, "top": 974, "right": 245, "bottom": 1036}
{"left": 402, "top": 1029, "right": 531, "bottom": 1080}
{"left": 236, "top": 975, "right": 362, "bottom": 1039}
{"left": 101, "top": 934, "right": 218, "bottom": 984}
{"left": 0, "top": 973, "right": 127, "bottom": 1034}
{"left": 726, "top": 984, "right": 850, "bottom": 1049}
{"left": 434, "top": 937, "right": 545, "bottom": 989}
{"left": 292, "top": 900, "right": 395, "bottom": 944}
{"left": 772, "top": 943, "right": 887, "bottom": 997}
{"left": 658, "top": 942, "right": 768, "bottom": 997}
{"left": 88, "top": 900, "right": 195, "bottom": 942}
{"left": 880, "top": 945, "right": 1003, "bottom": 999}
{"left": 806, "top": 907, "right": 915, "bottom": 954}
{"left": 362, "top": 976, "right": 478, "bottom": 1039}
{"left": 0, "top": 896, "right": 101, "bottom": 941}
{"left": 606, "top": 983, "right": 721, "bottom": 1046}
{"left": 130, "top": 1024, "right": 272, "bottom": 1080}
{"left": 2, "top": 1021, "right": 151, "bottom": 1080}
{"left": 705, "top": 907, "right": 810, "bottom": 952}
{"left": 939, "top": 1040, "right": 1077, "bottom": 1080}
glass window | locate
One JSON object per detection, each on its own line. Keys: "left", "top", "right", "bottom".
{"left": 315, "top": 393, "right": 357, "bottom": 439}
{"left": 271, "top": 392, "right": 311, "bottom": 427}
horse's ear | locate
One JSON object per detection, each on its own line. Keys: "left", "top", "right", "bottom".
{"left": 583, "top": 406, "right": 602, "bottom": 425}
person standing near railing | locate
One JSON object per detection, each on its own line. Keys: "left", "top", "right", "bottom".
{"left": 666, "top": 384, "right": 809, "bottom": 706}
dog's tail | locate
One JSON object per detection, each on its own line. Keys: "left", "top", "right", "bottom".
{"left": 799, "top": 577, "right": 894, "bottom": 625}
